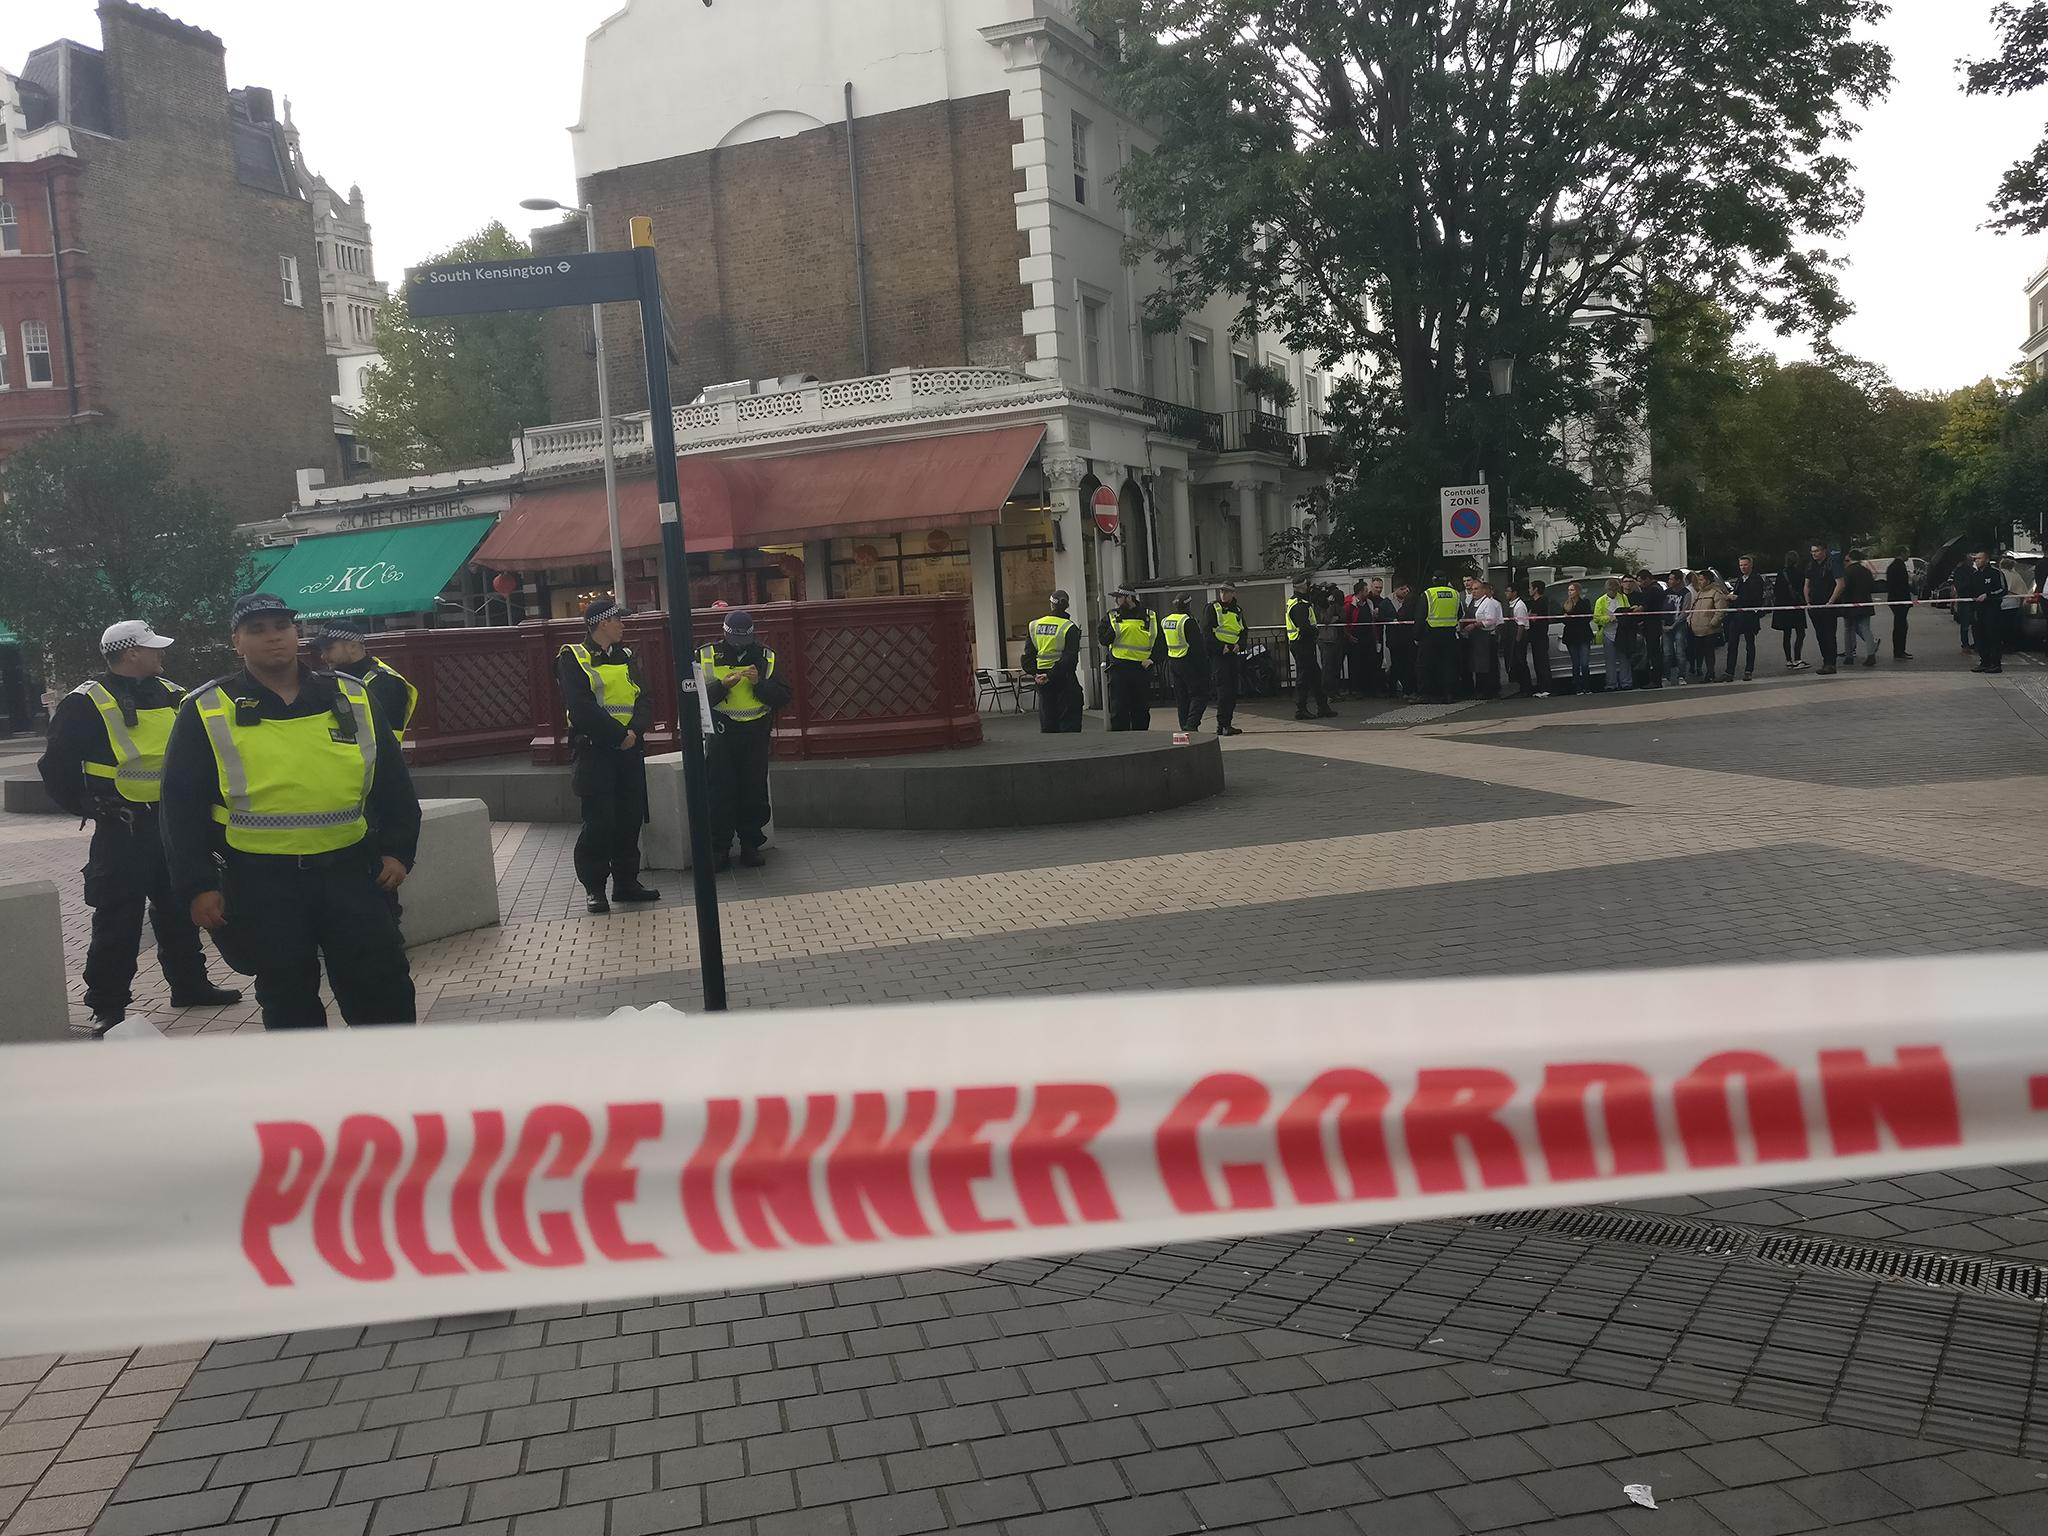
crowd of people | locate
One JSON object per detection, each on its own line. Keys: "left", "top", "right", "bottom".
{"left": 1303, "top": 547, "right": 2022, "bottom": 704}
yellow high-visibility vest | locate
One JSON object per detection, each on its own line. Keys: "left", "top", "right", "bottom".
{"left": 1424, "top": 586, "right": 1461, "bottom": 628}
{"left": 564, "top": 644, "right": 641, "bottom": 726}
{"left": 1210, "top": 604, "right": 1244, "bottom": 646}
{"left": 365, "top": 657, "right": 420, "bottom": 740}
{"left": 1028, "top": 615, "right": 1076, "bottom": 672}
{"left": 1161, "top": 613, "right": 1193, "bottom": 659}
{"left": 1594, "top": 594, "right": 1630, "bottom": 641}
{"left": 76, "top": 678, "right": 179, "bottom": 805}
{"left": 190, "top": 676, "right": 377, "bottom": 856}
{"left": 1109, "top": 612, "right": 1159, "bottom": 663}
{"left": 1284, "top": 598, "right": 1312, "bottom": 642}
{"left": 701, "top": 645, "right": 779, "bottom": 722}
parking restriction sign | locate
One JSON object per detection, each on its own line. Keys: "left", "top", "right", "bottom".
{"left": 1440, "top": 484, "right": 1491, "bottom": 558}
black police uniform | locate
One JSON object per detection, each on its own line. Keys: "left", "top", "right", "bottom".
{"left": 1972, "top": 563, "right": 2008, "bottom": 672}
{"left": 1034, "top": 618, "right": 1083, "bottom": 734}
{"left": 1097, "top": 605, "right": 1160, "bottom": 731}
{"left": 1164, "top": 605, "right": 1211, "bottom": 731}
{"left": 703, "top": 636, "right": 792, "bottom": 863}
{"left": 159, "top": 663, "right": 420, "bottom": 1030}
{"left": 39, "top": 673, "right": 231, "bottom": 1021}
{"left": 1288, "top": 594, "right": 1332, "bottom": 718}
{"left": 1208, "top": 599, "right": 1246, "bottom": 732}
{"left": 558, "top": 640, "right": 655, "bottom": 901}
{"left": 347, "top": 655, "right": 416, "bottom": 736}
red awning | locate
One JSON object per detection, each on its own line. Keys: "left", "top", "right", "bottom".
{"left": 477, "top": 424, "right": 1045, "bottom": 572}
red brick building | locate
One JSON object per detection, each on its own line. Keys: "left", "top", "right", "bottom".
{"left": 0, "top": 2, "right": 338, "bottom": 522}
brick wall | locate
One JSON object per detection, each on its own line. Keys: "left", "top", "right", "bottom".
{"left": 0, "top": 156, "right": 94, "bottom": 461}
{"left": 69, "top": 3, "right": 336, "bottom": 523}
{"left": 542, "top": 93, "right": 1029, "bottom": 422}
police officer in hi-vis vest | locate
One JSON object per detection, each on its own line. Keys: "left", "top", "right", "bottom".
{"left": 700, "top": 608, "right": 791, "bottom": 869}
{"left": 38, "top": 620, "right": 242, "bottom": 1035}
{"left": 159, "top": 593, "right": 419, "bottom": 1030}
{"left": 1207, "top": 581, "right": 1246, "bottom": 736}
{"left": 558, "top": 600, "right": 662, "bottom": 914}
{"left": 1161, "top": 593, "right": 1211, "bottom": 732}
{"left": 1097, "top": 586, "right": 1160, "bottom": 731}
{"left": 1419, "top": 572, "right": 1463, "bottom": 704}
{"left": 313, "top": 620, "right": 419, "bottom": 739}
{"left": 1027, "top": 589, "right": 1083, "bottom": 733}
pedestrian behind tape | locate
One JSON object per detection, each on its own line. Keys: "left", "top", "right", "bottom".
{"left": 38, "top": 620, "right": 243, "bottom": 1036}
{"left": 159, "top": 593, "right": 418, "bottom": 1030}
{"left": 701, "top": 608, "right": 791, "bottom": 870}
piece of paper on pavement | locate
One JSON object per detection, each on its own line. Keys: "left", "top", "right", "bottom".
{"left": 100, "top": 1016, "right": 168, "bottom": 1042}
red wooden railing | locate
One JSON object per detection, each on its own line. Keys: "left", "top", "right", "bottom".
{"left": 379, "top": 597, "right": 980, "bottom": 766}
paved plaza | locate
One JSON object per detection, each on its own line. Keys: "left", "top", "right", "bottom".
{"left": 6, "top": 620, "right": 2048, "bottom": 1536}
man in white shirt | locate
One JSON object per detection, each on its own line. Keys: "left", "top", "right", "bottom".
{"left": 1504, "top": 584, "right": 1535, "bottom": 698}
{"left": 1466, "top": 583, "right": 1505, "bottom": 699}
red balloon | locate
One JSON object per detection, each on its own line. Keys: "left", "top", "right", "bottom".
{"left": 491, "top": 573, "right": 518, "bottom": 596}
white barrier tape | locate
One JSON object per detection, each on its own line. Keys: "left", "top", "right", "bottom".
{"left": 4, "top": 952, "right": 2045, "bottom": 1355}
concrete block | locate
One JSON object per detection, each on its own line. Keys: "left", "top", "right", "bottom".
{"left": 1, "top": 775, "right": 59, "bottom": 816}
{"left": 0, "top": 880, "right": 69, "bottom": 1044}
{"left": 645, "top": 753, "right": 771, "bottom": 871}
{"left": 398, "top": 800, "right": 500, "bottom": 948}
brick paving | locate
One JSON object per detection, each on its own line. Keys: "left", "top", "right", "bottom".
{"left": 6, "top": 617, "right": 2048, "bottom": 1532}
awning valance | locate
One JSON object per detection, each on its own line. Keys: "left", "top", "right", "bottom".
{"left": 258, "top": 515, "right": 497, "bottom": 620}
{"left": 478, "top": 425, "right": 1047, "bottom": 572}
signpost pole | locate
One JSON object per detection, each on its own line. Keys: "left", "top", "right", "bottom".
{"left": 585, "top": 205, "right": 628, "bottom": 607}
{"left": 629, "top": 217, "right": 728, "bottom": 1014}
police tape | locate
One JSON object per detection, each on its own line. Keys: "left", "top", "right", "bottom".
{"left": 1269, "top": 596, "right": 2030, "bottom": 632}
{"left": 4, "top": 952, "right": 2045, "bottom": 1355}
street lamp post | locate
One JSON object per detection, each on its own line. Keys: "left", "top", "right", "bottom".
{"left": 522, "top": 197, "right": 627, "bottom": 607}
{"left": 1488, "top": 354, "right": 1516, "bottom": 590}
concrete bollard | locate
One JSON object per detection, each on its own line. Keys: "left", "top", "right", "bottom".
{"left": 644, "top": 752, "right": 771, "bottom": 871}
{"left": 0, "top": 880, "right": 69, "bottom": 1044}
{"left": 399, "top": 799, "right": 501, "bottom": 948}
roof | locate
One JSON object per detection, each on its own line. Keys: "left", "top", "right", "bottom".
{"left": 19, "top": 41, "right": 109, "bottom": 134}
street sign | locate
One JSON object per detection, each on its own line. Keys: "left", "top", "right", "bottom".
{"left": 404, "top": 252, "right": 642, "bottom": 318}
{"left": 1441, "top": 483, "right": 1491, "bottom": 558}
{"left": 1091, "top": 484, "right": 1121, "bottom": 538}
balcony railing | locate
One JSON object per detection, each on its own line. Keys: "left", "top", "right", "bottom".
{"left": 522, "top": 367, "right": 1046, "bottom": 474}
{"left": 1220, "top": 409, "right": 1294, "bottom": 456}
{"left": 1111, "top": 390, "right": 1224, "bottom": 451}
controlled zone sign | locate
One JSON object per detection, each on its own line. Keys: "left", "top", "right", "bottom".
{"left": 405, "top": 253, "right": 642, "bottom": 318}
{"left": 1441, "top": 484, "right": 1492, "bottom": 558}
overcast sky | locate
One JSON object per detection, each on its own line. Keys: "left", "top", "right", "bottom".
{"left": 4, "top": 0, "right": 2041, "bottom": 394}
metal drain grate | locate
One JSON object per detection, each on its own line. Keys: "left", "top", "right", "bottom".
{"left": 1464, "top": 1205, "right": 2048, "bottom": 1302}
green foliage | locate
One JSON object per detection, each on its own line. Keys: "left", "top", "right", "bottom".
{"left": 353, "top": 222, "right": 550, "bottom": 473}
{"left": 1080, "top": 0, "right": 1891, "bottom": 565}
{"left": 1239, "top": 362, "right": 1297, "bottom": 412}
{"left": 1544, "top": 536, "right": 1628, "bottom": 573}
{"left": 0, "top": 430, "right": 248, "bottom": 684}
{"left": 1965, "top": 3, "right": 2048, "bottom": 233}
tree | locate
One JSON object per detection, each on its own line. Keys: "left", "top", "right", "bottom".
{"left": 352, "top": 222, "right": 550, "bottom": 473}
{"left": 1556, "top": 386, "right": 1661, "bottom": 563}
{"left": 0, "top": 430, "right": 248, "bottom": 684}
{"left": 1965, "top": 4, "right": 2048, "bottom": 232}
{"left": 1078, "top": 0, "right": 1891, "bottom": 573}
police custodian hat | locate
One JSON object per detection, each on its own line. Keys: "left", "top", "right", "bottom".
{"left": 230, "top": 592, "right": 298, "bottom": 629}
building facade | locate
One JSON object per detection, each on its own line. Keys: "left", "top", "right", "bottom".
{"left": 492, "top": 0, "right": 1336, "bottom": 677}
{"left": 1, "top": 2, "right": 338, "bottom": 522}
{"left": 292, "top": 110, "right": 387, "bottom": 478}
{"left": 2025, "top": 262, "right": 2048, "bottom": 381}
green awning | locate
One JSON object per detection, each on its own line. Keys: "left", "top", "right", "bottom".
{"left": 238, "top": 545, "right": 288, "bottom": 592}
{"left": 260, "top": 515, "right": 498, "bottom": 620}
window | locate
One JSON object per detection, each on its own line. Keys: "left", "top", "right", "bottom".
{"left": 1306, "top": 372, "right": 1326, "bottom": 431}
{"left": 1231, "top": 350, "right": 1250, "bottom": 412}
{"left": 323, "top": 300, "right": 336, "bottom": 339}
{"left": 1141, "top": 329, "right": 1159, "bottom": 398}
{"left": 1081, "top": 297, "right": 1105, "bottom": 388}
{"left": 0, "top": 200, "right": 18, "bottom": 254}
{"left": 1071, "top": 112, "right": 1090, "bottom": 205}
{"left": 317, "top": 239, "right": 328, "bottom": 270}
{"left": 0, "top": 326, "right": 8, "bottom": 390}
{"left": 826, "top": 534, "right": 972, "bottom": 600}
{"left": 23, "top": 320, "right": 52, "bottom": 386}
{"left": 1187, "top": 336, "right": 1209, "bottom": 408}
{"left": 280, "top": 254, "right": 301, "bottom": 306}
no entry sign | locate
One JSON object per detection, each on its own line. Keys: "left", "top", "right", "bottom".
{"left": 1441, "top": 484, "right": 1491, "bottom": 558}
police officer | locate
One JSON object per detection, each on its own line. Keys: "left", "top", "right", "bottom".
{"left": 559, "top": 600, "right": 661, "bottom": 913}
{"left": 159, "top": 593, "right": 419, "bottom": 1030}
{"left": 1161, "top": 593, "right": 1211, "bottom": 732}
{"left": 1098, "top": 586, "right": 1159, "bottom": 731}
{"left": 1969, "top": 550, "right": 2008, "bottom": 674}
{"left": 38, "top": 620, "right": 241, "bottom": 1035}
{"left": 1208, "top": 582, "right": 1246, "bottom": 736}
{"left": 700, "top": 609, "right": 791, "bottom": 868}
{"left": 1420, "top": 572, "right": 1462, "bottom": 703}
{"left": 1027, "top": 589, "right": 1083, "bottom": 733}
{"left": 1286, "top": 577, "right": 1334, "bottom": 720}
{"left": 313, "top": 620, "right": 418, "bottom": 739}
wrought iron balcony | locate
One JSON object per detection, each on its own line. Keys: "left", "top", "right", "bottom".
{"left": 1220, "top": 409, "right": 1294, "bottom": 457}
{"left": 1111, "top": 390, "right": 1225, "bottom": 452}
